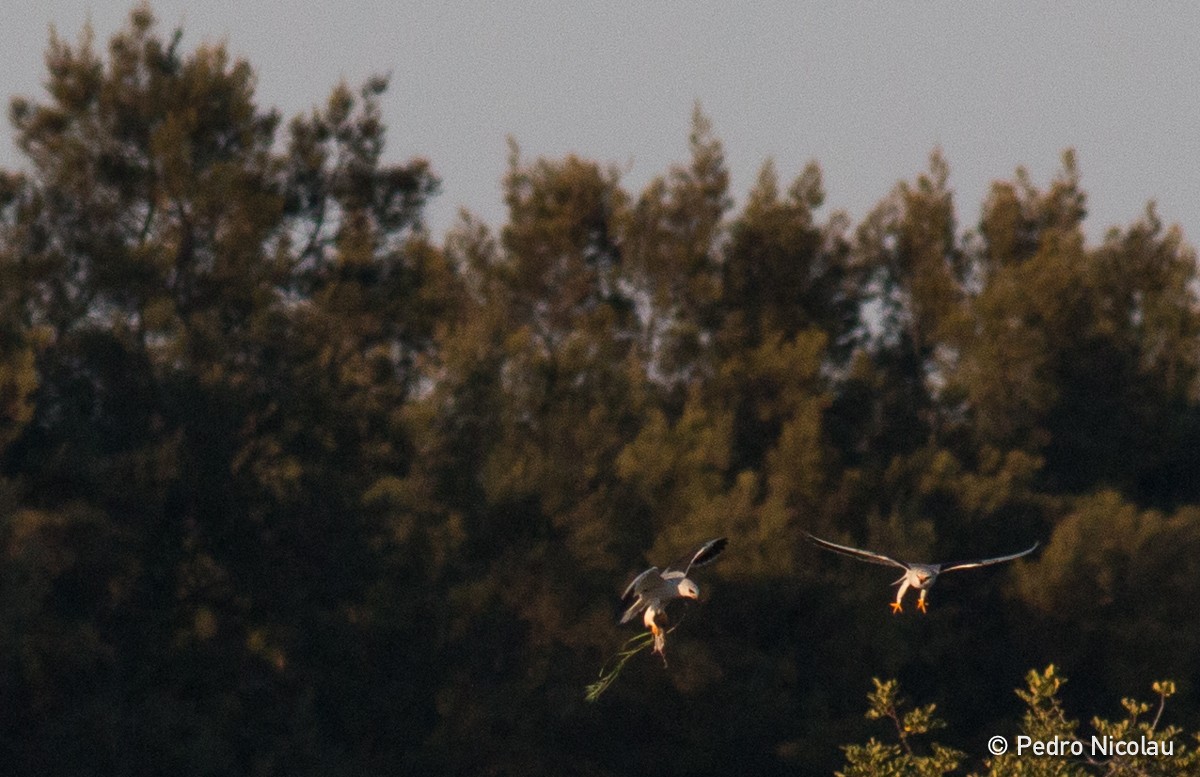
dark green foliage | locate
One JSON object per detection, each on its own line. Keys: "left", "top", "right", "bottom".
{"left": 2, "top": 8, "right": 1200, "bottom": 776}
{"left": 841, "top": 668, "right": 1200, "bottom": 776}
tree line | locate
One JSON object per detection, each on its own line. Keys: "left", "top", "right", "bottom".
{"left": 1, "top": 8, "right": 1199, "bottom": 775}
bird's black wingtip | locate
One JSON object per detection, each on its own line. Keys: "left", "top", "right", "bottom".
{"left": 694, "top": 536, "right": 728, "bottom": 566}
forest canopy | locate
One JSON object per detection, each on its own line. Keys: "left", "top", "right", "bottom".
{"left": 2, "top": 8, "right": 1199, "bottom": 776}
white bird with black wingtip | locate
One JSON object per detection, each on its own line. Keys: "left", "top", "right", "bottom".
{"left": 804, "top": 532, "right": 1038, "bottom": 613}
{"left": 620, "top": 537, "right": 728, "bottom": 656}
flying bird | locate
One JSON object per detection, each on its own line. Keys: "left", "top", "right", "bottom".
{"left": 620, "top": 537, "right": 728, "bottom": 657}
{"left": 805, "top": 532, "right": 1038, "bottom": 613}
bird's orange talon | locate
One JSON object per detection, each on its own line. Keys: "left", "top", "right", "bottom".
{"left": 890, "top": 602, "right": 903, "bottom": 614}
{"left": 917, "top": 599, "right": 928, "bottom": 613}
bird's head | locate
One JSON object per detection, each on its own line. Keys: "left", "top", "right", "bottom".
{"left": 678, "top": 579, "right": 700, "bottom": 599}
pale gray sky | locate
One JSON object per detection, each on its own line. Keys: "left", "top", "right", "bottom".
{"left": 4, "top": 2, "right": 1198, "bottom": 246}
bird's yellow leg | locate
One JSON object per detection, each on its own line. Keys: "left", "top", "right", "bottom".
{"left": 890, "top": 601, "right": 903, "bottom": 614}
{"left": 917, "top": 594, "right": 928, "bottom": 613}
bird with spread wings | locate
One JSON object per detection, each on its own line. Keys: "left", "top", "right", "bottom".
{"left": 805, "top": 532, "right": 1038, "bottom": 613}
{"left": 620, "top": 537, "right": 728, "bottom": 656}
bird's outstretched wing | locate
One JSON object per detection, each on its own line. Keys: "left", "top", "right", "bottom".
{"left": 938, "top": 542, "right": 1039, "bottom": 573}
{"left": 804, "top": 532, "right": 909, "bottom": 570}
{"left": 622, "top": 567, "right": 662, "bottom": 601}
{"left": 619, "top": 566, "right": 663, "bottom": 623}
{"left": 666, "top": 537, "right": 728, "bottom": 575}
